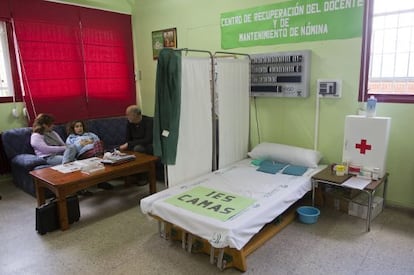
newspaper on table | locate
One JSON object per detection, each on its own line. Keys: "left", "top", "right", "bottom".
{"left": 51, "top": 157, "right": 104, "bottom": 174}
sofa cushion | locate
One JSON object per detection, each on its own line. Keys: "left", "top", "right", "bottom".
{"left": 2, "top": 127, "right": 34, "bottom": 159}
{"left": 87, "top": 117, "right": 127, "bottom": 150}
{"left": 53, "top": 124, "right": 68, "bottom": 141}
{"left": 12, "top": 154, "right": 48, "bottom": 171}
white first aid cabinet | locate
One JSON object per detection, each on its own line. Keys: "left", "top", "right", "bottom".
{"left": 342, "top": 115, "right": 391, "bottom": 178}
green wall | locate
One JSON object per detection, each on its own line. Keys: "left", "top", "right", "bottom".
{"left": 131, "top": 0, "right": 414, "bottom": 209}
{"left": 1, "top": 0, "right": 413, "bottom": 209}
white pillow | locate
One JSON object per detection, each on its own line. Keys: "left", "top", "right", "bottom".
{"left": 248, "top": 142, "right": 322, "bottom": 168}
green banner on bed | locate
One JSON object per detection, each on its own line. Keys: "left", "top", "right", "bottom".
{"left": 165, "top": 186, "right": 256, "bottom": 221}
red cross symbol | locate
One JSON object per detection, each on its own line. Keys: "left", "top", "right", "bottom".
{"left": 355, "top": 139, "right": 372, "bottom": 154}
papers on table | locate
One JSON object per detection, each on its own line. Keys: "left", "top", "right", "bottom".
{"left": 51, "top": 157, "right": 103, "bottom": 173}
{"left": 50, "top": 153, "right": 136, "bottom": 173}
{"left": 51, "top": 162, "right": 81, "bottom": 173}
{"left": 101, "top": 153, "right": 136, "bottom": 165}
{"left": 342, "top": 177, "right": 371, "bottom": 190}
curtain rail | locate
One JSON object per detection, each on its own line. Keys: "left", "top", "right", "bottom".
{"left": 214, "top": 51, "right": 251, "bottom": 60}
{"left": 175, "top": 48, "right": 213, "bottom": 58}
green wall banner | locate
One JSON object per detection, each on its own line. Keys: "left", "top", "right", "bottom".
{"left": 165, "top": 186, "right": 256, "bottom": 221}
{"left": 221, "top": 0, "right": 364, "bottom": 49}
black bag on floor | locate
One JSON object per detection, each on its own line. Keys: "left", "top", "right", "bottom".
{"left": 35, "top": 195, "right": 80, "bottom": 235}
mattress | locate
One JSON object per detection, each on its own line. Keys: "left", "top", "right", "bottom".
{"left": 140, "top": 159, "right": 323, "bottom": 250}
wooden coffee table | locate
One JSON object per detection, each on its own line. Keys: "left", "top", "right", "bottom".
{"left": 30, "top": 152, "right": 158, "bottom": 230}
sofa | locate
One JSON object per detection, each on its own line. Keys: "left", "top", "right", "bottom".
{"left": 2, "top": 116, "right": 129, "bottom": 197}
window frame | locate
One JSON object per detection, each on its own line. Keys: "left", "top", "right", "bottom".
{"left": 359, "top": 0, "right": 414, "bottom": 104}
{"left": 0, "top": 20, "right": 22, "bottom": 103}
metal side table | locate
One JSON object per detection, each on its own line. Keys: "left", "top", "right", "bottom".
{"left": 311, "top": 166, "right": 388, "bottom": 232}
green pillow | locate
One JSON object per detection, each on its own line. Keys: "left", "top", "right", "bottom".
{"left": 257, "top": 160, "right": 287, "bottom": 174}
{"left": 282, "top": 165, "right": 308, "bottom": 176}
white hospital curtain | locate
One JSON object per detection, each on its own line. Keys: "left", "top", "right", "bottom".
{"left": 215, "top": 58, "right": 250, "bottom": 169}
{"left": 167, "top": 57, "right": 213, "bottom": 187}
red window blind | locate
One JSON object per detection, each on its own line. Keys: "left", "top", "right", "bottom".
{"left": 80, "top": 8, "right": 135, "bottom": 118}
{"left": 9, "top": 0, "right": 135, "bottom": 124}
{"left": 0, "top": 0, "right": 9, "bottom": 19}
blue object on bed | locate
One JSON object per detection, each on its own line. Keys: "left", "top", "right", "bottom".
{"left": 257, "top": 160, "right": 287, "bottom": 174}
{"left": 282, "top": 165, "right": 308, "bottom": 176}
{"left": 251, "top": 159, "right": 264, "bottom": 166}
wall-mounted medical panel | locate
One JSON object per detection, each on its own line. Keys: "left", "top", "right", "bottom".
{"left": 250, "top": 50, "right": 311, "bottom": 98}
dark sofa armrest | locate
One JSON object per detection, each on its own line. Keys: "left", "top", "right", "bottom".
{"left": 11, "top": 154, "right": 48, "bottom": 171}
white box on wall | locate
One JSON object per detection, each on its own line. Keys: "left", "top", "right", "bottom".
{"left": 342, "top": 115, "right": 391, "bottom": 178}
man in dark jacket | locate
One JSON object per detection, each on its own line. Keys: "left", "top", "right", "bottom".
{"left": 120, "top": 105, "right": 155, "bottom": 185}
{"left": 120, "top": 105, "right": 153, "bottom": 154}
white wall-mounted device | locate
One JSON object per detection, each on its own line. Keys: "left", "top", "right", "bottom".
{"left": 22, "top": 107, "right": 28, "bottom": 117}
{"left": 251, "top": 50, "right": 311, "bottom": 98}
{"left": 12, "top": 107, "right": 19, "bottom": 118}
{"left": 317, "top": 79, "right": 342, "bottom": 98}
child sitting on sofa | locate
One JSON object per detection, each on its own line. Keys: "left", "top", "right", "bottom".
{"left": 66, "top": 119, "right": 113, "bottom": 192}
{"left": 66, "top": 120, "right": 102, "bottom": 159}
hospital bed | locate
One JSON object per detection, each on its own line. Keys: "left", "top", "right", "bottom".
{"left": 149, "top": 51, "right": 323, "bottom": 270}
{"left": 141, "top": 143, "right": 323, "bottom": 271}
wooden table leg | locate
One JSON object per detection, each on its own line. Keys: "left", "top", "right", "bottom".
{"left": 56, "top": 196, "right": 69, "bottom": 230}
{"left": 148, "top": 161, "right": 157, "bottom": 194}
{"left": 35, "top": 179, "right": 46, "bottom": 206}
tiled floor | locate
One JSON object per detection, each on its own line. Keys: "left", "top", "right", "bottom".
{"left": 1, "top": 180, "right": 413, "bottom": 275}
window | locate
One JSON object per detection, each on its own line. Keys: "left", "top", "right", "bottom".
{"left": 360, "top": 0, "right": 414, "bottom": 103}
{"left": 0, "top": 21, "right": 15, "bottom": 102}
{"left": 1, "top": 0, "right": 136, "bottom": 124}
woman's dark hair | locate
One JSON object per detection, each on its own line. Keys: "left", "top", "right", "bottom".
{"left": 32, "top": 113, "right": 54, "bottom": 134}
{"left": 66, "top": 120, "right": 87, "bottom": 135}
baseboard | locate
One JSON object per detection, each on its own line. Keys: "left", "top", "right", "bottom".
{"left": 385, "top": 202, "right": 414, "bottom": 213}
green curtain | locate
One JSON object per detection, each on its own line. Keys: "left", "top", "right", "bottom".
{"left": 153, "top": 49, "right": 182, "bottom": 165}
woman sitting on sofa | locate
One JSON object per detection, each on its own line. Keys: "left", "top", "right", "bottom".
{"left": 30, "top": 113, "right": 76, "bottom": 165}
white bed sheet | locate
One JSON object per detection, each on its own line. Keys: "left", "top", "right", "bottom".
{"left": 140, "top": 159, "right": 324, "bottom": 250}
